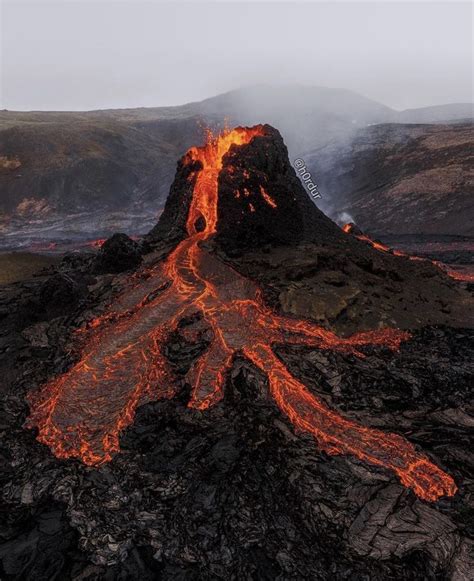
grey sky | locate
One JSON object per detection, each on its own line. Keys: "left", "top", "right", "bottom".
{"left": 1, "top": 0, "right": 472, "bottom": 111}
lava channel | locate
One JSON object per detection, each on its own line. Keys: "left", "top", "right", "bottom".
{"left": 26, "top": 126, "right": 457, "bottom": 502}
{"left": 342, "top": 222, "right": 474, "bottom": 283}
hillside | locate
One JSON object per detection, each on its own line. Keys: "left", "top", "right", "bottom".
{"left": 307, "top": 121, "right": 474, "bottom": 236}
{"left": 0, "top": 116, "right": 206, "bottom": 245}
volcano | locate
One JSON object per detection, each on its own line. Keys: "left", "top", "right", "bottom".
{"left": 27, "top": 125, "right": 456, "bottom": 501}
{"left": 2, "top": 125, "right": 473, "bottom": 579}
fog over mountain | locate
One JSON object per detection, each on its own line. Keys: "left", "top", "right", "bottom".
{"left": 3, "top": 1, "right": 472, "bottom": 111}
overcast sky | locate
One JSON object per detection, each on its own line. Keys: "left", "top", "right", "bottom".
{"left": 1, "top": 0, "right": 472, "bottom": 111}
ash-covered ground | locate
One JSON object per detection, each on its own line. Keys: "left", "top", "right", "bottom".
{"left": 0, "top": 126, "right": 473, "bottom": 580}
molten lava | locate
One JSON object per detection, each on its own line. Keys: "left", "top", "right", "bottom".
{"left": 342, "top": 222, "right": 474, "bottom": 283}
{"left": 27, "top": 127, "right": 457, "bottom": 502}
{"left": 86, "top": 238, "right": 108, "bottom": 248}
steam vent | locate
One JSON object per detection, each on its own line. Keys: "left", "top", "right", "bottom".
{"left": 2, "top": 125, "right": 472, "bottom": 579}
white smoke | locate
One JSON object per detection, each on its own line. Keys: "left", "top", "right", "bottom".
{"left": 334, "top": 211, "right": 355, "bottom": 227}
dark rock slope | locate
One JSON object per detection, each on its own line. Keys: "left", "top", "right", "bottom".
{"left": 0, "top": 125, "right": 473, "bottom": 579}
{"left": 147, "top": 125, "right": 342, "bottom": 252}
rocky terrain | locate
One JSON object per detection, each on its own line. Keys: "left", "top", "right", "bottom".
{"left": 1, "top": 85, "right": 472, "bottom": 247}
{"left": 309, "top": 121, "right": 474, "bottom": 236}
{"left": 0, "top": 114, "right": 207, "bottom": 246}
{"left": 0, "top": 125, "right": 473, "bottom": 580}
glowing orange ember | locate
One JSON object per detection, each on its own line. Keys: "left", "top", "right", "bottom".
{"left": 86, "top": 238, "right": 107, "bottom": 248}
{"left": 259, "top": 186, "right": 278, "bottom": 209}
{"left": 26, "top": 127, "right": 457, "bottom": 502}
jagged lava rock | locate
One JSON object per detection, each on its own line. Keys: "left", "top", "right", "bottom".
{"left": 93, "top": 232, "right": 142, "bottom": 274}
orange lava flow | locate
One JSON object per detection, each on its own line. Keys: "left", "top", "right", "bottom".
{"left": 342, "top": 223, "right": 474, "bottom": 283}
{"left": 85, "top": 238, "right": 107, "bottom": 248}
{"left": 259, "top": 186, "right": 278, "bottom": 209}
{"left": 26, "top": 127, "right": 457, "bottom": 501}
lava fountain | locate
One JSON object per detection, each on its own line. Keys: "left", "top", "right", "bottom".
{"left": 27, "top": 126, "right": 457, "bottom": 502}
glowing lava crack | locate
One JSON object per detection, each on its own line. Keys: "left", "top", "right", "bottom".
{"left": 27, "top": 126, "right": 457, "bottom": 502}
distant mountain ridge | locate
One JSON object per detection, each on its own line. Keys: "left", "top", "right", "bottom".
{"left": 397, "top": 102, "right": 473, "bottom": 123}
{"left": 3, "top": 84, "right": 469, "bottom": 123}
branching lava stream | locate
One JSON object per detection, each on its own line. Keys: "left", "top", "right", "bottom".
{"left": 27, "top": 126, "right": 457, "bottom": 502}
